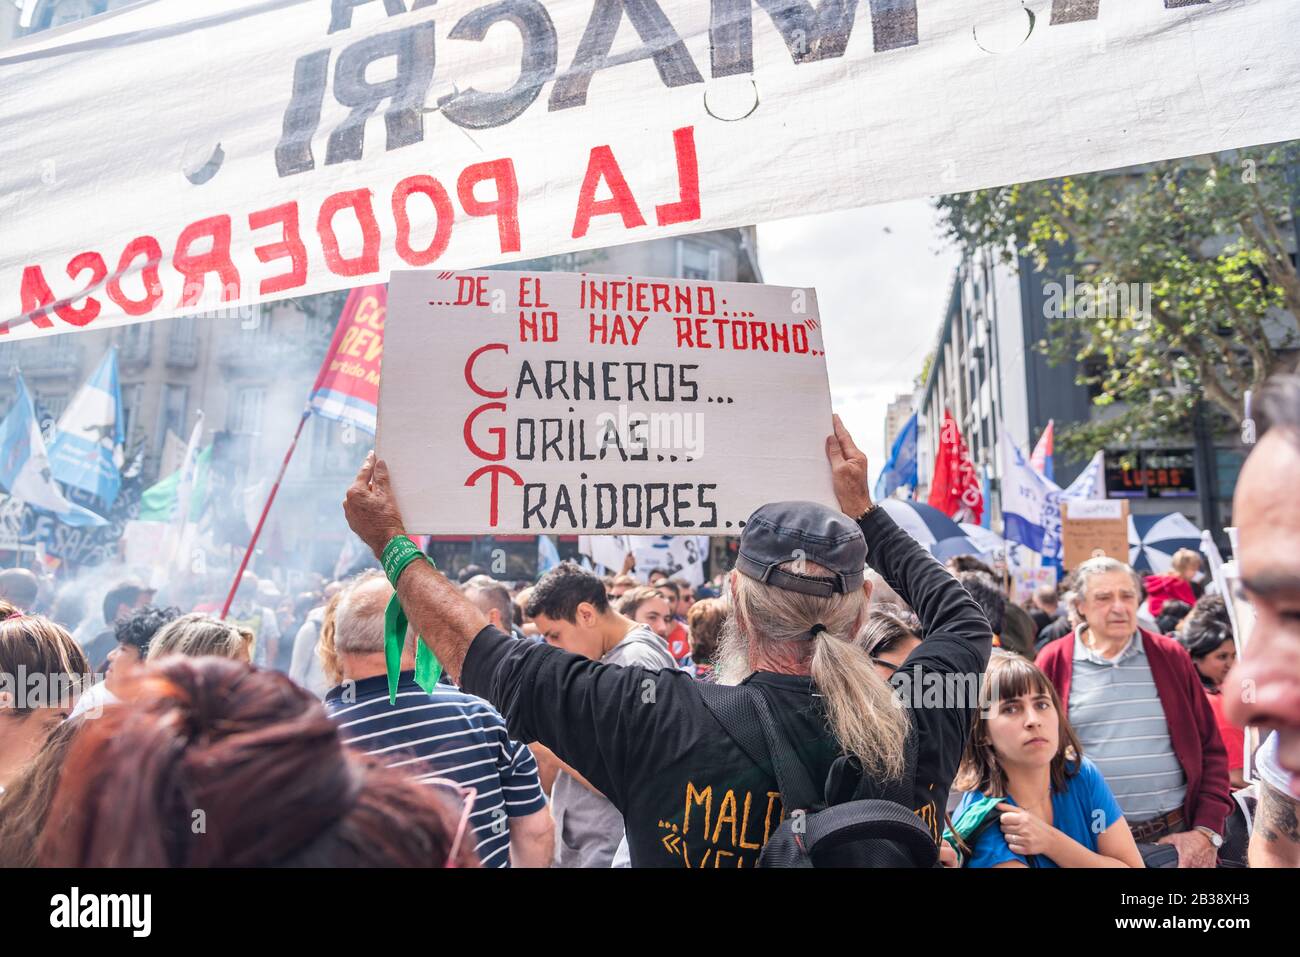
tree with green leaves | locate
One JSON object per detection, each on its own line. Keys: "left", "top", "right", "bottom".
{"left": 935, "top": 144, "right": 1300, "bottom": 457}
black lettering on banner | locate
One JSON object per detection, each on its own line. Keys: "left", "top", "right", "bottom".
{"left": 628, "top": 417, "right": 649, "bottom": 461}
{"left": 522, "top": 484, "right": 547, "bottom": 528}
{"left": 516, "top": 419, "right": 536, "bottom": 459}
{"left": 541, "top": 418, "right": 563, "bottom": 460}
{"left": 673, "top": 483, "right": 695, "bottom": 527}
{"left": 551, "top": 484, "right": 578, "bottom": 527}
{"left": 646, "top": 482, "right": 671, "bottom": 527}
{"left": 276, "top": 50, "right": 330, "bottom": 177}
{"left": 626, "top": 362, "right": 649, "bottom": 401}
{"left": 709, "top": 0, "right": 914, "bottom": 78}
{"left": 679, "top": 364, "right": 699, "bottom": 401}
{"left": 326, "top": 23, "right": 436, "bottom": 167}
{"left": 653, "top": 363, "right": 675, "bottom": 401}
{"left": 441, "top": 1, "right": 559, "bottom": 129}
{"left": 601, "top": 361, "right": 620, "bottom": 401}
{"left": 550, "top": 0, "right": 704, "bottom": 111}
{"left": 573, "top": 361, "right": 596, "bottom": 399}
{"left": 516, "top": 360, "right": 542, "bottom": 399}
{"left": 623, "top": 483, "right": 644, "bottom": 526}
{"left": 698, "top": 484, "right": 718, "bottom": 527}
{"left": 544, "top": 359, "right": 570, "bottom": 399}
{"left": 596, "top": 483, "right": 618, "bottom": 528}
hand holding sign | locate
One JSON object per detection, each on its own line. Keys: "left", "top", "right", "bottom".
{"left": 343, "top": 450, "right": 408, "bottom": 558}
{"left": 826, "top": 413, "right": 873, "bottom": 518}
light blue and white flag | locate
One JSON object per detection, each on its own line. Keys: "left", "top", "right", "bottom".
{"left": 0, "top": 377, "right": 106, "bottom": 526}
{"left": 1063, "top": 450, "right": 1106, "bottom": 501}
{"left": 874, "top": 413, "right": 918, "bottom": 501}
{"left": 47, "top": 346, "right": 125, "bottom": 505}
{"left": 538, "top": 534, "right": 561, "bottom": 574}
{"left": 999, "top": 429, "right": 1063, "bottom": 566}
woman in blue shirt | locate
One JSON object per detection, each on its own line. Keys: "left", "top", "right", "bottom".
{"left": 951, "top": 652, "right": 1143, "bottom": 868}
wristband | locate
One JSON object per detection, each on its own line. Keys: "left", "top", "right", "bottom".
{"left": 382, "top": 535, "right": 424, "bottom": 586}
{"left": 379, "top": 537, "right": 443, "bottom": 704}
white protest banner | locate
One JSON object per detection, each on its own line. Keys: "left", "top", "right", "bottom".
{"left": 5, "top": 1, "right": 1300, "bottom": 338}
{"left": 627, "top": 534, "right": 710, "bottom": 585}
{"left": 579, "top": 532, "right": 709, "bottom": 582}
{"left": 377, "top": 268, "right": 835, "bottom": 534}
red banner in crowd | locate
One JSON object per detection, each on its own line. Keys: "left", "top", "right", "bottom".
{"left": 309, "top": 285, "right": 386, "bottom": 435}
{"left": 928, "top": 409, "right": 983, "bottom": 525}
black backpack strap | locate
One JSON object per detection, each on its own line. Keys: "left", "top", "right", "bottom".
{"left": 697, "top": 683, "right": 770, "bottom": 774}
{"left": 697, "top": 683, "right": 820, "bottom": 812}
{"left": 744, "top": 684, "right": 823, "bottom": 813}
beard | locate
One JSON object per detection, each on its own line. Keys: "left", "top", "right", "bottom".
{"left": 711, "top": 615, "right": 752, "bottom": 686}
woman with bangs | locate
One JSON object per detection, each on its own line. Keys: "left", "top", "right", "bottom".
{"left": 948, "top": 652, "right": 1143, "bottom": 868}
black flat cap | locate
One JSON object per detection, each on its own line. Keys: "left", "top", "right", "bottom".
{"left": 735, "top": 502, "right": 866, "bottom": 597}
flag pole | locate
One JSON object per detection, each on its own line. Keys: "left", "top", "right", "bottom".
{"left": 220, "top": 407, "right": 311, "bottom": 619}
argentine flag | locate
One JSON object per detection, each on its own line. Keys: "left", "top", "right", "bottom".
{"left": 0, "top": 377, "right": 106, "bottom": 526}
{"left": 874, "top": 412, "right": 918, "bottom": 501}
{"left": 47, "top": 347, "right": 125, "bottom": 505}
{"left": 999, "top": 429, "right": 1062, "bottom": 564}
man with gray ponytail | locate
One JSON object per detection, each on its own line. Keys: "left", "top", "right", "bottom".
{"left": 343, "top": 416, "right": 992, "bottom": 866}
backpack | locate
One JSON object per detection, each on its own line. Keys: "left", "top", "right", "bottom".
{"left": 700, "top": 683, "right": 939, "bottom": 868}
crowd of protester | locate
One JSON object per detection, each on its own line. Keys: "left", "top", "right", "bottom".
{"left": 0, "top": 379, "right": 1298, "bottom": 869}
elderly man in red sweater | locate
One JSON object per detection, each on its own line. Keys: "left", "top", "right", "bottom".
{"left": 1036, "top": 556, "right": 1232, "bottom": 867}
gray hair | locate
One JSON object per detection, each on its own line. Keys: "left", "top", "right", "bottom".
{"left": 146, "top": 614, "right": 252, "bottom": 662}
{"left": 462, "top": 575, "right": 513, "bottom": 629}
{"left": 715, "top": 560, "right": 909, "bottom": 781}
{"left": 333, "top": 571, "right": 411, "bottom": 657}
{"left": 1072, "top": 556, "right": 1142, "bottom": 600}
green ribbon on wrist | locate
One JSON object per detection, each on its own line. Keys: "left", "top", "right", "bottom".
{"left": 380, "top": 536, "right": 443, "bottom": 705}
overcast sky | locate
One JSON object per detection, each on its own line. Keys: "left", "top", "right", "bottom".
{"left": 757, "top": 197, "right": 960, "bottom": 484}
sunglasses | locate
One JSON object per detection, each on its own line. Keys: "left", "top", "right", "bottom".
{"left": 425, "top": 777, "right": 477, "bottom": 868}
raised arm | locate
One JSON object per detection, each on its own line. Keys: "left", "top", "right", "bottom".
{"left": 342, "top": 452, "right": 486, "bottom": 681}
{"left": 825, "top": 415, "right": 991, "bottom": 663}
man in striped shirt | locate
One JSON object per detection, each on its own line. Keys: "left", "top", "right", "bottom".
{"left": 1037, "top": 557, "right": 1232, "bottom": 867}
{"left": 324, "top": 574, "right": 553, "bottom": 868}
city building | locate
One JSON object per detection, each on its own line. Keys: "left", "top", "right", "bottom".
{"left": 883, "top": 391, "right": 916, "bottom": 454}
{"left": 916, "top": 242, "right": 1277, "bottom": 542}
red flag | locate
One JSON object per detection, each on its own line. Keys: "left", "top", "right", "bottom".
{"left": 309, "top": 285, "right": 386, "bottom": 435}
{"left": 928, "top": 410, "right": 983, "bottom": 524}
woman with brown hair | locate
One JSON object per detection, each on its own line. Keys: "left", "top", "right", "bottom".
{"left": 0, "top": 612, "right": 89, "bottom": 792}
{"left": 947, "top": 652, "right": 1142, "bottom": 868}
{"left": 37, "top": 656, "right": 480, "bottom": 867}
{"left": 0, "top": 719, "right": 82, "bottom": 865}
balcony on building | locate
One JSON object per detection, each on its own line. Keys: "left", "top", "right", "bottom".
{"left": 0, "top": 336, "right": 82, "bottom": 377}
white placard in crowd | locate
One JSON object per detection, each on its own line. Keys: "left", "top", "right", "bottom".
{"left": 5, "top": 1, "right": 1300, "bottom": 337}
{"left": 576, "top": 533, "right": 709, "bottom": 585}
{"left": 377, "top": 269, "right": 835, "bottom": 534}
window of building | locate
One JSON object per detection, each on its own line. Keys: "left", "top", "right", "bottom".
{"left": 231, "top": 387, "right": 265, "bottom": 435}
{"left": 157, "top": 384, "right": 189, "bottom": 451}
{"left": 121, "top": 383, "right": 145, "bottom": 443}
{"left": 168, "top": 316, "right": 199, "bottom": 365}
{"left": 121, "top": 320, "right": 153, "bottom": 365}
{"left": 677, "top": 240, "right": 719, "bottom": 281}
